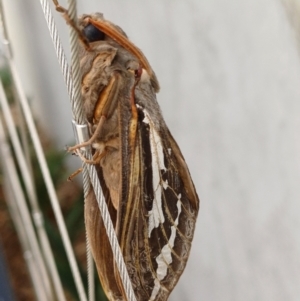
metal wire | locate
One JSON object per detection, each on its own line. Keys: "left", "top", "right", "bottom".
{"left": 0, "top": 2, "right": 87, "bottom": 300}
{"left": 10, "top": 53, "right": 87, "bottom": 301}
{"left": 0, "top": 115, "right": 49, "bottom": 301}
{"left": 40, "top": 0, "right": 76, "bottom": 116}
{"left": 0, "top": 4, "right": 69, "bottom": 300}
{"left": 67, "top": 0, "right": 85, "bottom": 124}
{"left": 86, "top": 160, "right": 137, "bottom": 301}
{"left": 86, "top": 235, "right": 95, "bottom": 301}
{"left": 65, "top": 1, "right": 95, "bottom": 299}
{"left": 0, "top": 80, "right": 60, "bottom": 301}
{"left": 41, "top": 0, "right": 137, "bottom": 300}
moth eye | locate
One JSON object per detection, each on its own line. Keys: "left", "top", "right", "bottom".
{"left": 83, "top": 23, "right": 105, "bottom": 42}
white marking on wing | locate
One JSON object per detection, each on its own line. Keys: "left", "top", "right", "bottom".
{"left": 150, "top": 195, "right": 182, "bottom": 300}
{"left": 141, "top": 108, "right": 166, "bottom": 238}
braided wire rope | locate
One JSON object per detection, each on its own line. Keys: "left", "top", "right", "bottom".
{"left": 65, "top": 1, "right": 94, "bottom": 299}
{"left": 42, "top": 1, "right": 137, "bottom": 300}
{"left": 0, "top": 1, "right": 88, "bottom": 300}
{"left": 0, "top": 5, "right": 68, "bottom": 300}
{"left": 37, "top": 2, "right": 89, "bottom": 300}
{"left": 0, "top": 1, "right": 75, "bottom": 301}
{"left": 0, "top": 80, "right": 64, "bottom": 301}
{"left": 0, "top": 115, "right": 49, "bottom": 301}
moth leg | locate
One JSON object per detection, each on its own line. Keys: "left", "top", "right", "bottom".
{"left": 52, "top": 0, "right": 90, "bottom": 50}
{"left": 67, "top": 73, "right": 120, "bottom": 153}
{"left": 75, "top": 149, "right": 107, "bottom": 165}
{"left": 67, "top": 149, "right": 106, "bottom": 181}
{"left": 52, "top": 0, "right": 66, "bottom": 13}
{"left": 67, "top": 167, "right": 83, "bottom": 182}
{"left": 67, "top": 115, "right": 106, "bottom": 152}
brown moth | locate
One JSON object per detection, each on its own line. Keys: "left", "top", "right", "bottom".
{"left": 56, "top": 5, "right": 200, "bottom": 300}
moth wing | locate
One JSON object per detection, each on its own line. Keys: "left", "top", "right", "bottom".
{"left": 117, "top": 102, "right": 199, "bottom": 300}
{"left": 85, "top": 166, "right": 124, "bottom": 300}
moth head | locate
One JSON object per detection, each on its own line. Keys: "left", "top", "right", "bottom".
{"left": 79, "top": 13, "right": 128, "bottom": 44}
{"left": 83, "top": 23, "right": 105, "bottom": 42}
{"left": 78, "top": 13, "right": 160, "bottom": 93}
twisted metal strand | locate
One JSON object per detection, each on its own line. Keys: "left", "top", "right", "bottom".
{"left": 0, "top": 1, "right": 68, "bottom": 301}
{"left": 40, "top": 0, "right": 75, "bottom": 116}
{"left": 66, "top": 2, "right": 95, "bottom": 299}
{"left": 42, "top": 1, "right": 137, "bottom": 300}
{"left": 38, "top": 1, "right": 91, "bottom": 301}
{"left": 87, "top": 160, "right": 137, "bottom": 301}
{"left": 0, "top": 118, "right": 49, "bottom": 301}
{"left": 67, "top": 0, "right": 85, "bottom": 124}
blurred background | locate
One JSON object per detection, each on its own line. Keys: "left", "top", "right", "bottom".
{"left": 1, "top": 0, "right": 300, "bottom": 300}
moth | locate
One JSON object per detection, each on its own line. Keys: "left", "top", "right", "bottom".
{"left": 56, "top": 4, "right": 200, "bottom": 300}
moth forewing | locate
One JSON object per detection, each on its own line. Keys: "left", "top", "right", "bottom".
{"left": 61, "top": 11, "right": 199, "bottom": 301}
{"left": 124, "top": 105, "right": 198, "bottom": 300}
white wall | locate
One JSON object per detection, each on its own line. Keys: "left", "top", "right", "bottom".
{"left": 2, "top": 0, "right": 300, "bottom": 300}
